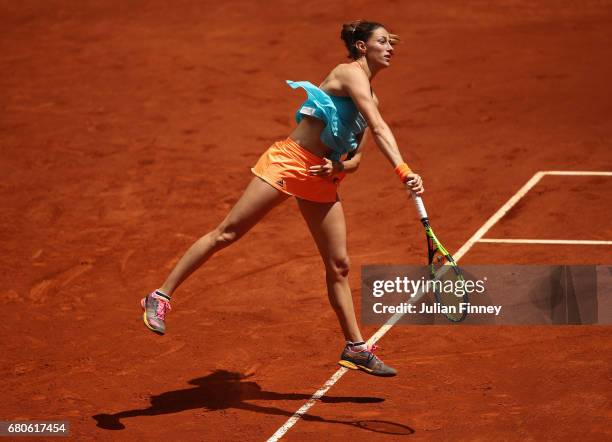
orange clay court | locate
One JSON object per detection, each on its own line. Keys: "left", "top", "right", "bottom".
{"left": 1, "top": 1, "right": 611, "bottom": 440}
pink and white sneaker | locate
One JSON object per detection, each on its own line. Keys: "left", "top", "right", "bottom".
{"left": 338, "top": 344, "right": 397, "bottom": 377}
{"left": 141, "top": 291, "right": 171, "bottom": 335}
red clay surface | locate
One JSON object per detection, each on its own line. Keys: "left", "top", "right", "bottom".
{"left": 1, "top": 1, "right": 611, "bottom": 440}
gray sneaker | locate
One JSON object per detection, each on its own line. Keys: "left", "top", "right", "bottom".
{"left": 338, "top": 344, "right": 397, "bottom": 377}
{"left": 141, "top": 291, "right": 171, "bottom": 335}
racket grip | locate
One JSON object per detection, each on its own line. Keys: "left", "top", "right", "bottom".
{"left": 411, "top": 192, "right": 429, "bottom": 221}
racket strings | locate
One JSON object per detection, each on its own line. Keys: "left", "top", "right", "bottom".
{"left": 429, "top": 249, "right": 468, "bottom": 322}
{"left": 424, "top": 229, "right": 468, "bottom": 322}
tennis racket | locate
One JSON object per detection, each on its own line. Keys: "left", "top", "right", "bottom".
{"left": 410, "top": 192, "right": 467, "bottom": 322}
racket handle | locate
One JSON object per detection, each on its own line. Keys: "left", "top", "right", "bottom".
{"left": 411, "top": 192, "right": 429, "bottom": 221}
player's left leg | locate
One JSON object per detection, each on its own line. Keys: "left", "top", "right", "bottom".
{"left": 296, "top": 197, "right": 361, "bottom": 341}
{"left": 296, "top": 197, "right": 396, "bottom": 376}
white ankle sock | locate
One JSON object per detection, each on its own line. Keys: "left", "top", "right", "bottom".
{"left": 346, "top": 341, "right": 367, "bottom": 352}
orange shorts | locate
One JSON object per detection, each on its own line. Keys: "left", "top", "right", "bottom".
{"left": 251, "top": 138, "right": 345, "bottom": 203}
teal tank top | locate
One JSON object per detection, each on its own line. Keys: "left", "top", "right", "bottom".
{"left": 286, "top": 80, "right": 367, "bottom": 161}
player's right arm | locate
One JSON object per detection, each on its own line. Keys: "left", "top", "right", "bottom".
{"left": 339, "top": 65, "right": 423, "bottom": 194}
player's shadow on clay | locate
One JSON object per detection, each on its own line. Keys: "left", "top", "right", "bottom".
{"left": 93, "top": 369, "right": 414, "bottom": 436}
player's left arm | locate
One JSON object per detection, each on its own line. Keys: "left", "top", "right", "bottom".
{"left": 338, "top": 129, "right": 367, "bottom": 174}
{"left": 336, "top": 90, "right": 378, "bottom": 174}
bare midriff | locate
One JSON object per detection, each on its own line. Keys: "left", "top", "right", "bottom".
{"left": 287, "top": 115, "right": 331, "bottom": 159}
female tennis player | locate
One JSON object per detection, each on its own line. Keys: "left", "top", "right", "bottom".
{"left": 141, "top": 20, "right": 424, "bottom": 377}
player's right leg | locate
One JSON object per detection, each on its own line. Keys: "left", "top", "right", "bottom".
{"left": 142, "top": 177, "right": 289, "bottom": 335}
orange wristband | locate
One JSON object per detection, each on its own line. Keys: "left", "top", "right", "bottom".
{"left": 394, "top": 163, "right": 413, "bottom": 183}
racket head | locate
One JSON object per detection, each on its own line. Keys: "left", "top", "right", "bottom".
{"left": 425, "top": 226, "right": 468, "bottom": 323}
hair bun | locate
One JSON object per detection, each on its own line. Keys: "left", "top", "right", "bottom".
{"left": 343, "top": 20, "right": 362, "bottom": 37}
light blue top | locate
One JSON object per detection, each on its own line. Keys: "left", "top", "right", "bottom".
{"left": 286, "top": 80, "right": 367, "bottom": 161}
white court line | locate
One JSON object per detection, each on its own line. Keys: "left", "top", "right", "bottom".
{"left": 543, "top": 171, "right": 612, "bottom": 176}
{"left": 479, "top": 238, "right": 612, "bottom": 245}
{"left": 266, "top": 367, "right": 349, "bottom": 441}
{"left": 266, "top": 170, "right": 610, "bottom": 441}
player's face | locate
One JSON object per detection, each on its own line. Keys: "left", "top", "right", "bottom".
{"left": 365, "top": 27, "right": 395, "bottom": 68}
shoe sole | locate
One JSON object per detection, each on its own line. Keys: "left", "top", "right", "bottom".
{"left": 338, "top": 359, "right": 397, "bottom": 377}
{"left": 141, "top": 298, "right": 165, "bottom": 335}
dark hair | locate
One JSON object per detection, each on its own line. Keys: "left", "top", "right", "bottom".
{"left": 340, "top": 20, "right": 399, "bottom": 60}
